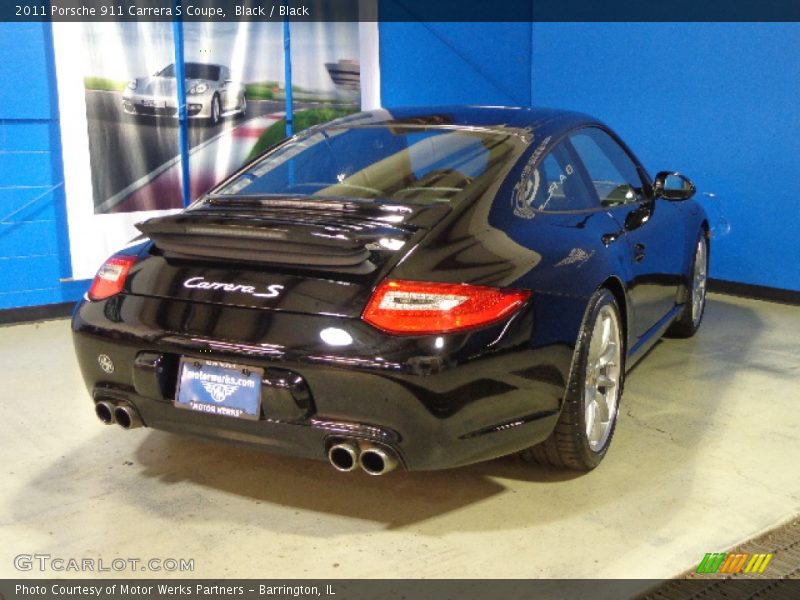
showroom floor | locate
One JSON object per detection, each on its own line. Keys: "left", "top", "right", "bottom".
{"left": 1, "top": 293, "right": 798, "bottom": 585}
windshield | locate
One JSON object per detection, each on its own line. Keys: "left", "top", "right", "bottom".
{"left": 214, "top": 125, "right": 522, "bottom": 204}
{"left": 158, "top": 63, "right": 220, "bottom": 81}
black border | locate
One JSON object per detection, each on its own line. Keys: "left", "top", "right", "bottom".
{"left": 708, "top": 279, "right": 800, "bottom": 306}
{"left": 0, "top": 302, "right": 75, "bottom": 326}
{"left": 7, "top": 0, "right": 800, "bottom": 23}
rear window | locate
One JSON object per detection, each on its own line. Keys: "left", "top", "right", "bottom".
{"left": 215, "top": 126, "right": 521, "bottom": 204}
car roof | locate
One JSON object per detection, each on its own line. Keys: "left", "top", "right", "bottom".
{"left": 321, "top": 105, "right": 599, "bottom": 143}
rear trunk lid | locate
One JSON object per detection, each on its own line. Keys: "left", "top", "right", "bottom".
{"left": 126, "top": 197, "right": 450, "bottom": 318}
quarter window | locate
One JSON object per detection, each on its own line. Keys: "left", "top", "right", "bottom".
{"left": 520, "top": 141, "right": 595, "bottom": 212}
{"left": 570, "top": 128, "right": 645, "bottom": 207}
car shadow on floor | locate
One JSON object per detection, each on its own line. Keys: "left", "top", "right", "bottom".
{"left": 129, "top": 430, "right": 569, "bottom": 531}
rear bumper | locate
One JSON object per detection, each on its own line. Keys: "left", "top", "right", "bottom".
{"left": 72, "top": 294, "right": 571, "bottom": 471}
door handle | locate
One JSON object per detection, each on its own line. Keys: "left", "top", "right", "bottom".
{"left": 634, "top": 243, "right": 646, "bottom": 262}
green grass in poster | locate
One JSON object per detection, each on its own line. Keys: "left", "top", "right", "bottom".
{"left": 246, "top": 107, "right": 358, "bottom": 161}
{"left": 84, "top": 77, "right": 129, "bottom": 92}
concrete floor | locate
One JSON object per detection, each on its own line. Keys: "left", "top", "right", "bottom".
{"left": 0, "top": 293, "right": 798, "bottom": 581}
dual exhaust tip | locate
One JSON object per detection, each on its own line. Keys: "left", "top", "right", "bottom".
{"left": 328, "top": 441, "right": 399, "bottom": 476}
{"left": 96, "top": 401, "right": 394, "bottom": 474}
{"left": 94, "top": 400, "right": 142, "bottom": 430}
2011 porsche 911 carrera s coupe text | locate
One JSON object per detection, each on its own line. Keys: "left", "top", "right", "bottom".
{"left": 72, "top": 106, "right": 709, "bottom": 474}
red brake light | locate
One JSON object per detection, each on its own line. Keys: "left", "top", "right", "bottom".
{"left": 87, "top": 255, "right": 137, "bottom": 301}
{"left": 362, "top": 279, "right": 530, "bottom": 335}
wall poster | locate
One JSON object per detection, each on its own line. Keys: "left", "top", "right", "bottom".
{"left": 54, "top": 10, "right": 379, "bottom": 280}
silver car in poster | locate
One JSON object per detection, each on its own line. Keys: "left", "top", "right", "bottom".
{"left": 122, "top": 62, "right": 247, "bottom": 125}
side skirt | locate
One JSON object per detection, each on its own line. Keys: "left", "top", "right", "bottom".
{"left": 625, "top": 304, "right": 683, "bottom": 371}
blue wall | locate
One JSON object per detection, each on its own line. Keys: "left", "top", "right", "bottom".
{"left": 1, "top": 21, "right": 798, "bottom": 311}
{"left": 380, "top": 21, "right": 800, "bottom": 292}
{"left": 379, "top": 21, "right": 532, "bottom": 107}
{"left": 0, "top": 23, "right": 85, "bottom": 310}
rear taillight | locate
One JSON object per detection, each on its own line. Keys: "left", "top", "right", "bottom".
{"left": 87, "top": 255, "right": 137, "bottom": 301}
{"left": 362, "top": 279, "right": 530, "bottom": 335}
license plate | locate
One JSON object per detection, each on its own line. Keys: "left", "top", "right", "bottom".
{"left": 143, "top": 100, "right": 166, "bottom": 108}
{"left": 175, "top": 359, "right": 263, "bottom": 421}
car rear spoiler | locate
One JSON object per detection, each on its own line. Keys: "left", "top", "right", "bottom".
{"left": 137, "top": 213, "right": 377, "bottom": 266}
{"left": 136, "top": 200, "right": 438, "bottom": 273}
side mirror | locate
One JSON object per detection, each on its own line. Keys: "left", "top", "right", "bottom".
{"left": 654, "top": 171, "right": 696, "bottom": 201}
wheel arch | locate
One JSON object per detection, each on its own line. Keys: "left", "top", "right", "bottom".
{"left": 687, "top": 218, "right": 711, "bottom": 290}
{"left": 600, "top": 275, "right": 628, "bottom": 357}
{"left": 701, "top": 218, "right": 711, "bottom": 259}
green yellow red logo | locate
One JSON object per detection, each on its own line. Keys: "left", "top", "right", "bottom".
{"left": 696, "top": 552, "right": 773, "bottom": 574}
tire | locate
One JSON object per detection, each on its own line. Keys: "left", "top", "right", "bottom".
{"left": 208, "top": 95, "right": 221, "bottom": 127}
{"left": 521, "top": 288, "right": 624, "bottom": 470}
{"left": 236, "top": 95, "right": 247, "bottom": 119}
{"left": 667, "top": 233, "right": 708, "bottom": 338}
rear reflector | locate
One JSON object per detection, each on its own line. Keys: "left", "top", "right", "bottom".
{"left": 362, "top": 279, "right": 530, "bottom": 335}
{"left": 87, "top": 255, "right": 137, "bottom": 301}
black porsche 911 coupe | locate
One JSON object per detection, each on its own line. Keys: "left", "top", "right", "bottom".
{"left": 72, "top": 106, "right": 709, "bottom": 474}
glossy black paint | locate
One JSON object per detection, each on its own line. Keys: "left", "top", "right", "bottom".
{"left": 72, "top": 106, "right": 708, "bottom": 471}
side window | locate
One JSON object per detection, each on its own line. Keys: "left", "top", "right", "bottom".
{"left": 519, "top": 141, "right": 595, "bottom": 212}
{"left": 570, "top": 128, "right": 645, "bottom": 207}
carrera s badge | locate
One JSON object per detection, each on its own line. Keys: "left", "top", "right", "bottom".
{"left": 182, "top": 277, "right": 284, "bottom": 298}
